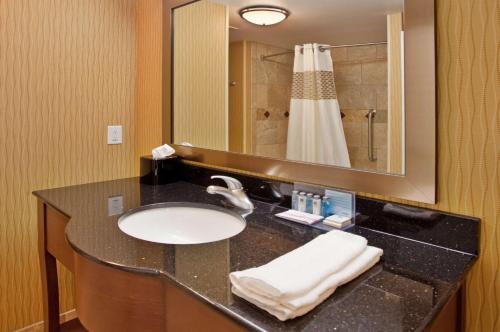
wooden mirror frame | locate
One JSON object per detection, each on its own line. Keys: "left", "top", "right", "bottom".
{"left": 162, "top": 0, "right": 436, "bottom": 203}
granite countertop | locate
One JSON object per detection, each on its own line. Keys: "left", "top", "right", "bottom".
{"left": 33, "top": 177, "right": 478, "bottom": 332}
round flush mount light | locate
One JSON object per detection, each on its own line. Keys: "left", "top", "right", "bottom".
{"left": 239, "top": 6, "right": 289, "bottom": 26}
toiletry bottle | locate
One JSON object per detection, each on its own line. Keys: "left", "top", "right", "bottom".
{"left": 291, "top": 190, "right": 299, "bottom": 210}
{"left": 306, "top": 193, "right": 314, "bottom": 214}
{"left": 322, "top": 196, "right": 332, "bottom": 217}
{"left": 298, "top": 192, "right": 307, "bottom": 212}
{"left": 312, "top": 194, "right": 322, "bottom": 215}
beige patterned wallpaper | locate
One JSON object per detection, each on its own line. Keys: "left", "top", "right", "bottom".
{"left": 0, "top": 0, "right": 137, "bottom": 331}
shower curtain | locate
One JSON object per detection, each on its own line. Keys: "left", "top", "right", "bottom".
{"left": 286, "top": 43, "right": 351, "bottom": 167}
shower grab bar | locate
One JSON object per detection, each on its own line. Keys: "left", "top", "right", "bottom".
{"left": 366, "top": 109, "right": 377, "bottom": 162}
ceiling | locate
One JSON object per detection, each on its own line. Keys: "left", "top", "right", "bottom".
{"left": 215, "top": 0, "right": 404, "bottom": 49}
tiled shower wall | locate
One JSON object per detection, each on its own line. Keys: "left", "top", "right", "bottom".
{"left": 250, "top": 42, "right": 293, "bottom": 159}
{"left": 250, "top": 42, "right": 388, "bottom": 172}
{"left": 333, "top": 45, "right": 388, "bottom": 172}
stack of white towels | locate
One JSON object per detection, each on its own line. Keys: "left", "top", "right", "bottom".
{"left": 229, "top": 230, "right": 383, "bottom": 321}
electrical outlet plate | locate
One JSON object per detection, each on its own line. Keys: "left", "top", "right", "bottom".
{"left": 107, "top": 125, "right": 122, "bottom": 145}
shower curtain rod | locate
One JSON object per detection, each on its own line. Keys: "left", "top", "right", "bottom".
{"left": 260, "top": 41, "right": 388, "bottom": 60}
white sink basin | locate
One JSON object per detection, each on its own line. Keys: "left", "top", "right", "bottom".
{"left": 117, "top": 203, "right": 246, "bottom": 245}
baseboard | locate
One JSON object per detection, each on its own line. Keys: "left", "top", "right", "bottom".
{"left": 15, "top": 309, "right": 77, "bottom": 332}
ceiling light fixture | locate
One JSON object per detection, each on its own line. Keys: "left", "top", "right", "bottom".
{"left": 239, "top": 6, "right": 289, "bottom": 26}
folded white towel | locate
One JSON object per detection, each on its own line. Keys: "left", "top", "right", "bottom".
{"left": 230, "top": 230, "right": 367, "bottom": 301}
{"left": 232, "top": 246, "right": 383, "bottom": 321}
{"left": 152, "top": 144, "right": 175, "bottom": 160}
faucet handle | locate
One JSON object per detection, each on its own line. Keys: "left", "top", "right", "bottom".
{"left": 211, "top": 175, "right": 243, "bottom": 191}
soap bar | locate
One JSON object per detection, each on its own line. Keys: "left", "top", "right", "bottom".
{"left": 323, "top": 215, "right": 352, "bottom": 229}
{"left": 275, "top": 210, "right": 324, "bottom": 225}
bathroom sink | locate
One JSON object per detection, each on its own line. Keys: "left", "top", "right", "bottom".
{"left": 117, "top": 203, "right": 246, "bottom": 245}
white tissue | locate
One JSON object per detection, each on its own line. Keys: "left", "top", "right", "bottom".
{"left": 151, "top": 144, "right": 175, "bottom": 160}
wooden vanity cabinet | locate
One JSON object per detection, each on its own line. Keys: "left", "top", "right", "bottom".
{"left": 38, "top": 200, "right": 463, "bottom": 332}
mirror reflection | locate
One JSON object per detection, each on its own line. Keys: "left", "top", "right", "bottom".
{"left": 172, "top": 0, "right": 405, "bottom": 174}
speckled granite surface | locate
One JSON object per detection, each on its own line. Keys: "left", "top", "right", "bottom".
{"left": 33, "top": 175, "right": 478, "bottom": 332}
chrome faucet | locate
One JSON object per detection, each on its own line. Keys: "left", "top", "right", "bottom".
{"left": 206, "top": 176, "right": 255, "bottom": 210}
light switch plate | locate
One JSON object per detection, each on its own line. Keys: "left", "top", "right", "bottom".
{"left": 108, "top": 195, "right": 124, "bottom": 216}
{"left": 107, "top": 125, "right": 122, "bottom": 145}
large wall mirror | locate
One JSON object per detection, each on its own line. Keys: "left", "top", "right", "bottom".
{"left": 165, "top": 0, "right": 436, "bottom": 203}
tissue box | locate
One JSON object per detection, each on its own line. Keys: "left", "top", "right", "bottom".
{"left": 140, "top": 155, "right": 180, "bottom": 185}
